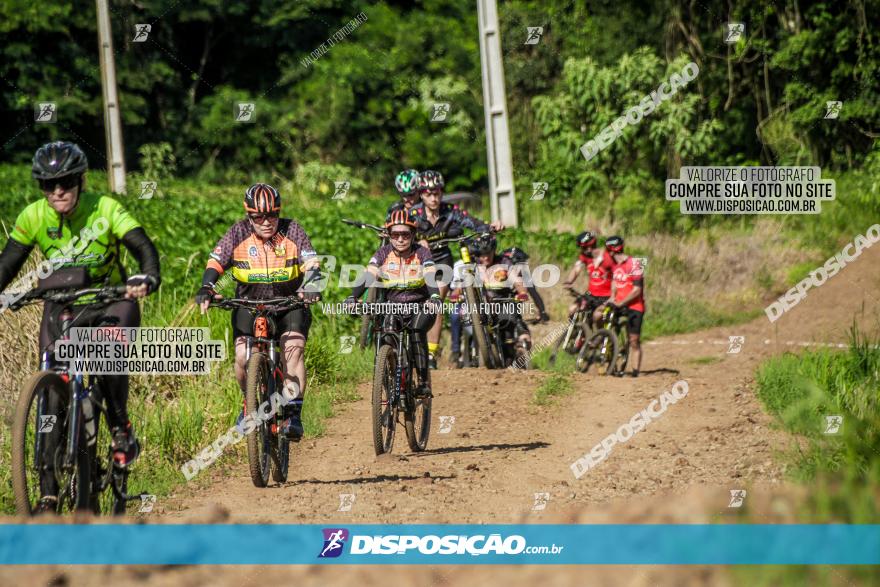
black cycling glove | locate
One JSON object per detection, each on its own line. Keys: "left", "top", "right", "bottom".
{"left": 195, "top": 285, "right": 215, "bottom": 305}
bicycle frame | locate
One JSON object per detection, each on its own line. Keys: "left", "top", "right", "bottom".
{"left": 375, "top": 315, "right": 414, "bottom": 409}
{"left": 36, "top": 306, "right": 86, "bottom": 471}
{"left": 239, "top": 308, "right": 288, "bottom": 430}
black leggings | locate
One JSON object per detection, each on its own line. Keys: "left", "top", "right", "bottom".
{"left": 40, "top": 299, "right": 141, "bottom": 429}
{"left": 381, "top": 310, "right": 436, "bottom": 385}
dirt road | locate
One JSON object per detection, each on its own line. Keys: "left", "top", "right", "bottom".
{"left": 3, "top": 240, "right": 879, "bottom": 586}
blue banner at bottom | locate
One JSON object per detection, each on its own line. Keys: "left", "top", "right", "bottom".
{"left": 0, "top": 524, "right": 878, "bottom": 565}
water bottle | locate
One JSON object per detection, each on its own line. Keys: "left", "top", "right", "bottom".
{"left": 82, "top": 395, "right": 97, "bottom": 447}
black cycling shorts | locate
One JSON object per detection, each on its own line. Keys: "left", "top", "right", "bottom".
{"left": 232, "top": 306, "right": 312, "bottom": 339}
{"left": 584, "top": 294, "right": 609, "bottom": 311}
{"left": 622, "top": 308, "right": 644, "bottom": 335}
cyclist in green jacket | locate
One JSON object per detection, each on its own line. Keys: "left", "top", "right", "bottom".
{"left": 0, "top": 142, "right": 161, "bottom": 503}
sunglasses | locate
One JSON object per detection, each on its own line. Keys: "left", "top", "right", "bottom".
{"left": 389, "top": 230, "right": 413, "bottom": 240}
{"left": 39, "top": 175, "right": 80, "bottom": 192}
{"left": 248, "top": 212, "right": 279, "bottom": 224}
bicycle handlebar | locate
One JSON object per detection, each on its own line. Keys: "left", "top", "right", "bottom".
{"left": 208, "top": 296, "right": 313, "bottom": 311}
{"left": 428, "top": 230, "right": 495, "bottom": 249}
{"left": 7, "top": 285, "right": 130, "bottom": 311}
{"left": 341, "top": 218, "right": 386, "bottom": 237}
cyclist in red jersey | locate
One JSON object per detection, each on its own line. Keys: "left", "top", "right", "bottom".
{"left": 599, "top": 235, "right": 644, "bottom": 377}
{"left": 562, "top": 231, "right": 613, "bottom": 322}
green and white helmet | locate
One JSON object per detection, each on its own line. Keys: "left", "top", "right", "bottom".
{"left": 394, "top": 169, "right": 420, "bottom": 196}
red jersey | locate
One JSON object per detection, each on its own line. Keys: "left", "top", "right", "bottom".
{"left": 612, "top": 256, "right": 645, "bottom": 312}
{"left": 586, "top": 250, "right": 614, "bottom": 297}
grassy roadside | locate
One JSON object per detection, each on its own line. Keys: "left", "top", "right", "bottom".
{"left": 740, "top": 327, "right": 880, "bottom": 585}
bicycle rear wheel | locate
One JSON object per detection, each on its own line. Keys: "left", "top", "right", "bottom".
{"left": 405, "top": 363, "right": 431, "bottom": 452}
{"left": 372, "top": 344, "right": 397, "bottom": 455}
{"left": 12, "top": 371, "right": 90, "bottom": 515}
{"left": 89, "top": 413, "right": 128, "bottom": 515}
{"left": 549, "top": 315, "right": 584, "bottom": 365}
{"left": 245, "top": 353, "right": 271, "bottom": 487}
{"left": 359, "top": 287, "right": 378, "bottom": 349}
{"left": 613, "top": 324, "right": 631, "bottom": 376}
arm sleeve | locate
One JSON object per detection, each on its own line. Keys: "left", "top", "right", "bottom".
{"left": 0, "top": 238, "right": 33, "bottom": 292}
{"left": 453, "top": 206, "right": 490, "bottom": 232}
{"left": 121, "top": 227, "right": 161, "bottom": 288}
{"left": 418, "top": 247, "right": 439, "bottom": 297}
{"left": 201, "top": 267, "right": 221, "bottom": 288}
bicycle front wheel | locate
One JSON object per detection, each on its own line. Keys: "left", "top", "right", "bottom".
{"left": 405, "top": 364, "right": 431, "bottom": 452}
{"left": 464, "top": 286, "right": 499, "bottom": 369}
{"left": 13, "top": 371, "right": 90, "bottom": 515}
{"left": 372, "top": 345, "right": 398, "bottom": 455}
{"left": 245, "top": 353, "right": 271, "bottom": 487}
{"left": 577, "top": 329, "right": 618, "bottom": 375}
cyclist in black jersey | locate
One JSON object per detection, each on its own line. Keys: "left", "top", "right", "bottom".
{"left": 408, "top": 170, "right": 503, "bottom": 368}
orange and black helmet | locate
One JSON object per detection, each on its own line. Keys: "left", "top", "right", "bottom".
{"left": 244, "top": 183, "right": 281, "bottom": 214}
{"left": 384, "top": 209, "right": 417, "bottom": 230}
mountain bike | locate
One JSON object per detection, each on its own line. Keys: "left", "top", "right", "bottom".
{"left": 453, "top": 300, "right": 479, "bottom": 368}
{"left": 342, "top": 218, "right": 387, "bottom": 349}
{"left": 548, "top": 290, "right": 597, "bottom": 366}
{"left": 10, "top": 271, "right": 149, "bottom": 516}
{"left": 482, "top": 296, "right": 531, "bottom": 369}
{"left": 208, "top": 296, "right": 312, "bottom": 487}
{"left": 439, "top": 232, "right": 502, "bottom": 369}
{"left": 359, "top": 302, "right": 432, "bottom": 455}
{"left": 576, "top": 303, "right": 631, "bottom": 376}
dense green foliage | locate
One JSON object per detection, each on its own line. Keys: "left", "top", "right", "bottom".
{"left": 1, "top": 0, "right": 876, "bottom": 230}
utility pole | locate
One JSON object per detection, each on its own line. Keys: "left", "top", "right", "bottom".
{"left": 96, "top": 0, "right": 127, "bottom": 194}
{"left": 476, "top": 0, "right": 518, "bottom": 227}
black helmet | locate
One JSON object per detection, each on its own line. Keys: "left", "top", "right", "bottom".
{"left": 576, "top": 231, "right": 597, "bottom": 248}
{"left": 417, "top": 170, "right": 445, "bottom": 191}
{"left": 468, "top": 234, "right": 496, "bottom": 256}
{"left": 501, "top": 247, "right": 529, "bottom": 264}
{"left": 605, "top": 235, "right": 624, "bottom": 253}
{"left": 32, "top": 141, "right": 88, "bottom": 180}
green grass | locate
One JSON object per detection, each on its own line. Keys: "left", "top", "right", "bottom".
{"left": 741, "top": 327, "right": 880, "bottom": 585}
{"left": 641, "top": 297, "right": 762, "bottom": 340}
{"left": 533, "top": 373, "right": 574, "bottom": 406}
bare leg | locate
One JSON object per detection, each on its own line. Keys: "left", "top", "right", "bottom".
{"left": 234, "top": 337, "right": 249, "bottom": 393}
{"left": 279, "top": 331, "right": 307, "bottom": 399}
{"left": 629, "top": 334, "right": 642, "bottom": 375}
